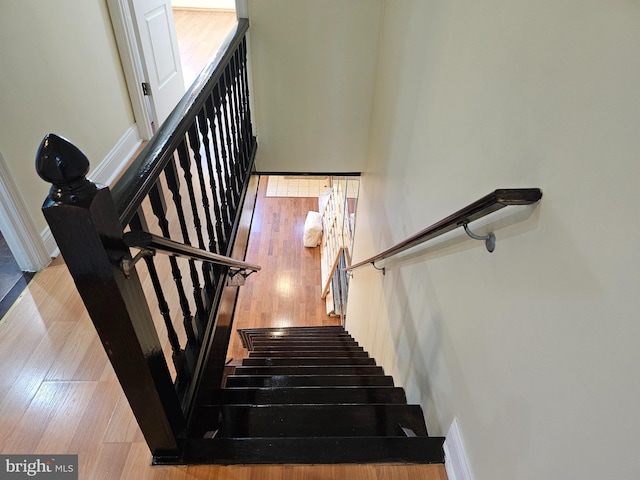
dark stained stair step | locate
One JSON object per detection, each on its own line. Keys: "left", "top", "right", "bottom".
{"left": 243, "top": 333, "right": 354, "bottom": 343}
{"left": 251, "top": 345, "right": 364, "bottom": 352}
{"left": 181, "top": 436, "right": 445, "bottom": 464}
{"left": 239, "top": 327, "right": 346, "bottom": 334}
{"left": 249, "top": 338, "right": 358, "bottom": 345}
{"left": 247, "top": 343, "right": 360, "bottom": 352}
{"left": 248, "top": 350, "right": 370, "bottom": 358}
{"left": 195, "top": 404, "right": 428, "bottom": 437}
{"left": 243, "top": 332, "right": 353, "bottom": 339}
{"left": 207, "top": 386, "right": 407, "bottom": 405}
{"left": 245, "top": 332, "right": 352, "bottom": 338}
{"left": 238, "top": 327, "right": 347, "bottom": 348}
{"left": 225, "top": 375, "right": 395, "bottom": 388}
{"left": 239, "top": 326, "right": 346, "bottom": 332}
{"left": 233, "top": 366, "right": 384, "bottom": 376}
{"left": 242, "top": 357, "right": 376, "bottom": 366}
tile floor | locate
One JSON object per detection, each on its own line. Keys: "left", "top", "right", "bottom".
{"left": 0, "top": 232, "right": 33, "bottom": 318}
{"left": 265, "top": 176, "right": 331, "bottom": 198}
{"left": 265, "top": 176, "right": 360, "bottom": 199}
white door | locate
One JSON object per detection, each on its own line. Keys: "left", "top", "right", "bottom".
{"left": 129, "top": 0, "right": 185, "bottom": 128}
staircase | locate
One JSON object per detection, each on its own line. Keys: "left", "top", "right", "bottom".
{"left": 183, "top": 326, "right": 445, "bottom": 464}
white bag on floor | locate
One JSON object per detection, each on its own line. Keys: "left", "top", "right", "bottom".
{"left": 303, "top": 211, "right": 323, "bottom": 247}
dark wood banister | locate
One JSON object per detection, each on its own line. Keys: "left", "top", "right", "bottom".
{"left": 111, "top": 18, "right": 250, "bottom": 226}
{"left": 346, "top": 188, "right": 543, "bottom": 271}
{"left": 36, "top": 19, "right": 255, "bottom": 461}
{"left": 124, "top": 230, "right": 261, "bottom": 273}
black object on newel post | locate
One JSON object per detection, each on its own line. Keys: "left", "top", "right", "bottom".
{"left": 36, "top": 134, "right": 185, "bottom": 460}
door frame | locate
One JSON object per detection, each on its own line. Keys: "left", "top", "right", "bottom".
{"left": 107, "top": 0, "right": 248, "bottom": 141}
{"left": 107, "top": 0, "right": 155, "bottom": 140}
{"left": 0, "top": 152, "right": 51, "bottom": 272}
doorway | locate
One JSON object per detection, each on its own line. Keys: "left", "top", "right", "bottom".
{"left": 107, "top": 0, "right": 240, "bottom": 140}
{"left": 172, "top": 7, "right": 237, "bottom": 88}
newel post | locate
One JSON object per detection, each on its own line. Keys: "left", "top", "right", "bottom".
{"left": 36, "top": 134, "right": 185, "bottom": 459}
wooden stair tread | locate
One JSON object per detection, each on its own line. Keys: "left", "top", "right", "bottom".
{"left": 251, "top": 345, "right": 364, "bottom": 352}
{"left": 225, "top": 374, "right": 395, "bottom": 387}
{"left": 195, "top": 404, "right": 428, "bottom": 437}
{"left": 238, "top": 327, "right": 347, "bottom": 348}
{"left": 248, "top": 350, "right": 370, "bottom": 358}
{"left": 180, "top": 436, "right": 445, "bottom": 464}
{"left": 232, "top": 365, "right": 384, "bottom": 376}
{"left": 241, "top": 357, "right": 376, "bottom": 366}
{"left": 208, "top": 386, "right": 407, "bottom": 405}
{"left": 252, "top": 338, "right": 360, "bottom": 348}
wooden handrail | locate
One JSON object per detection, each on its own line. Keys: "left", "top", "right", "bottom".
{"left": 346, "top": 188, "right": 542, "bottom": 271}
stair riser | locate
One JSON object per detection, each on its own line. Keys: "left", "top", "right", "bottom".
{"left": 243, "top": 332, "right": 353, "bottom": 339}
{"left": 250, "top": 337, "right": 357, "bottom": 343}
{"left": 233, "top": 366, "right": 384, "bottom": 376}
{"left": 242, "top": 357, "right": 376, "bottom": 366}
{"left": 238, "top": 327, "right": 347, "bottom": 348}
{"left": 248, "top": 342, "right": 362, "bottom": 351}
{"left": 225, "top": 375, "right": 395, "bottom": 388}
{"left": 207, "top": 387, "right": 407, "bottom": 405}
{"left": 249, "top": 341, "right": 359, "bottom": 348}
{"left": 238, "top": 326, "right": 348, "bottom": 348}
{"left": 180, "top": 437, "right": 446, "bottom": 465}
{"left": 250, "top": 346, "right": 364, "bottom": 352}
{"left": 248, "top": 351, "right": 370, "bottom": 358}
{"left": 197, "top": 404, "right": 428, "bottom": 437}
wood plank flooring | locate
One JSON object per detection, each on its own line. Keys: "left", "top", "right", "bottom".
{"left": 173, "top": 9, "right": 237, "bottom": 88}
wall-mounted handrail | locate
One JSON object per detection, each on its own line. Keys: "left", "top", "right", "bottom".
{"left": 346, "top": 188, "right": 542, "bottom": 272}
{"left": 124, "top": 230, "right": 261, "bottom": 275}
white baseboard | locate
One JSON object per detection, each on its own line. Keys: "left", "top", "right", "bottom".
{"left": 41, "top": 228, "right": 59, "bottom": 261}
{"left": 89, "top": 124, "right": 142, "bottom": 186}
{"left": 445, "top": 418, "right": 474, "bottom": 480}
{"left": 41, "top": 124, "right": 142, "bottom": 259}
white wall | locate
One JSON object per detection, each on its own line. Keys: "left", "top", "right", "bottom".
{"left": 346, "top": 1, "right": 640, "bottom": 479}
{"left": 246, "top": 0, "right": 382, "bottom": 173}
{"left": 0, "top": 1, "right": 135, "bottom": 235}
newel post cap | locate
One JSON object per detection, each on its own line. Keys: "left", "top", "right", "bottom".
{"left": 36, "top": 133, "right": 98, "bottom": 205}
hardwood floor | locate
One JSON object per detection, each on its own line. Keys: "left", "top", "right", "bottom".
{"left": 173, "top": 9, "right": 237, "bottom": 88}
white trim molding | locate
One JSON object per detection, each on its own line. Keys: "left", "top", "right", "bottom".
{"left": 106, "top": 0, "right": 154, "bottom": 140}
{"left": 235, "top": 0, "right": 248, "bottom": 18}
{"left": 445, "top": 418, "right": 474, "bottom": 480}
{"left": 89, "top": 124, "right": 141, "bottom": 186}
{"left": 0, "top": 152, "right": 51, "bottom": 272}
